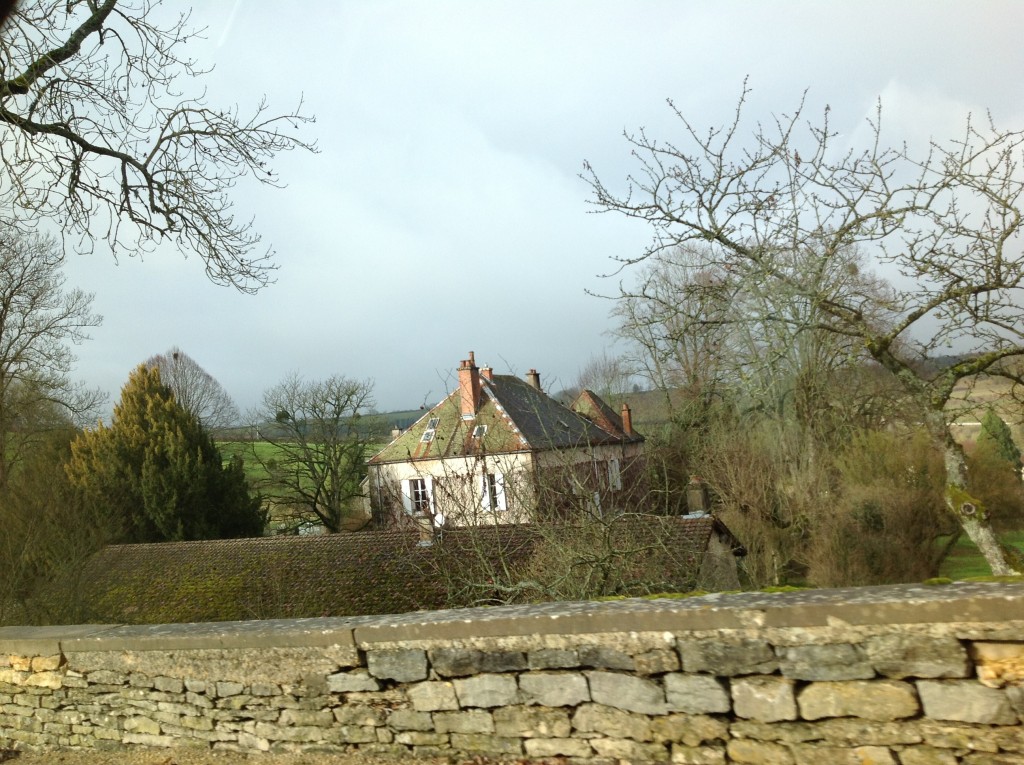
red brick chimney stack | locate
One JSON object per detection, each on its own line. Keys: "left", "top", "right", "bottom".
{"left": 459, "top": 352, "right": 481, "bottom": 418}
{"left": 526, "top": 369, "right": 541, "bottom": 390}
{"left": 481, "top": 366, "right": 494, "bottom": 381}
{"left": 621, "top": 403, "right": 634, "bottom": 437}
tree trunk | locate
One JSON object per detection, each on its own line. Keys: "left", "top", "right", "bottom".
{"left": 939, "top": 416, "right": 1021, "bottom": 576}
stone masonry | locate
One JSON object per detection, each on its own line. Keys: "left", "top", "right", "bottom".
{"left": 0, "top": 582, "right": 1023, "bottom": 763}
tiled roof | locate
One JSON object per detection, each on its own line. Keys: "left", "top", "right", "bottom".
{"left": 370, "top": 374, "right": 637, "bottom": 464}
{"left": 571, "top": 389, "right": 643, "bottom": 442}
{"left": 67, "top": 516, "right": 740, "bottom": 625}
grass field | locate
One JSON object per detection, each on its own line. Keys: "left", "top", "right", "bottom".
{"left": 939, "top": 529, "right": 1024, "bottom": 579}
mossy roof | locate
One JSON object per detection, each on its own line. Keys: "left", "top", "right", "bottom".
{"left": 60, "top": 516, "right": 739, "bottom": 625}
{"left": 370, "top": 374, "right": 640, "bottom": 465}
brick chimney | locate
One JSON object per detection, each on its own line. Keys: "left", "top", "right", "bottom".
{"left": 481, "top": 366, "right": 494, "bottom": 381}
{"left": 526, "top": 368, "right": 541, "bottom": 390}
{"left": 621, "top": 403, "right": 634, "bottom": 437}
{"left": 459, "top": 352, "right": 481, "bottom": 418}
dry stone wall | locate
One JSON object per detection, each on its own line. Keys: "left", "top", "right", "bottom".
{"left": 0, "top": 583, "right": 1023, "bottom": 763}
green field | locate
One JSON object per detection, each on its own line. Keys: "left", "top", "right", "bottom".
{"left": 939, "top": 530, "right": 1024, "bottom": 579}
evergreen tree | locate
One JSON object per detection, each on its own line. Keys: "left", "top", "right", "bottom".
{"left": 67, "top": 366, "right": 265, "bottom": 543}
{"left": 977, "top": 409, "right": 1022, "bottom": 472}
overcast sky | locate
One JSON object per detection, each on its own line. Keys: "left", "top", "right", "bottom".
{"left": 60, "top": 1, "right": 1024, "bottom": 416}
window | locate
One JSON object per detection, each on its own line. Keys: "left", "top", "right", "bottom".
{"left": 421, "top": 419, "right": 440, "bottom": 442}
{"left": 400, "top": 477, "right": 434, "bottom": 516}
{"left": 608, "top": 458, "right": 622, "bottom": 491}
{"left": 481, "top": 472, "right": 506, "bottom": 512}
{"left": 472, "top": 424, "right": 487, "bottom": 439}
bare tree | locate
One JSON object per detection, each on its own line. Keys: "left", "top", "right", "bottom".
{"left": 144, "top": 347, "right": 239, "bottom": 430}
{"left": 586, "top": 84, "right": 1024, "bottom": 573}
{"left": 0, "top": 232, "right": 102, "bottom": 488}
{"left": 0, "top": 0, "right": 315, "bottom": 292}
{"left": 573, "top": 349, "right": 635, "bottom": 401}
{"left": 250, "top": 373, "right": 375, "bottom": 533}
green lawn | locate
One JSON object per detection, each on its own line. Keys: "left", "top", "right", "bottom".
{"left": 939, "top": 529, "right": 1024, "bottom": 579}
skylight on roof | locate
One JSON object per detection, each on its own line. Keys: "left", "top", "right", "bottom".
{"left": 472, "top": 425, "right": 487, "bottom": 439}
{"left": 420, "top": 430, "right": 435, "bottom": 443}
{"left": 427, "top": 417, "right": 440, "bottom": 429}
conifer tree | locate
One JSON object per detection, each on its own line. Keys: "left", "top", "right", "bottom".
{"left": 67, "top": 366, "right": 264, "bottom": 543}
{"left": 977, "top": 409, "right": 1022, "bottom": 473}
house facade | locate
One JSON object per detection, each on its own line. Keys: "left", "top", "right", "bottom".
{"left": 366, "top": 352, "right": 645, "bottom": 528}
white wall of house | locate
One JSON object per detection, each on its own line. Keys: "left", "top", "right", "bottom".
{"left": 369, "top": 440, "right": 646, "bottom": 528}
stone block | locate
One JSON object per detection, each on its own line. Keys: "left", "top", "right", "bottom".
{"left": 898, "top": 747, "right": 958, "bottom": 765}
{"left": 728, "top": 738, "right": 795, "bottom": 765}
{"left": 680, "top": 638, "right": 777, "bottom": 676}
{"left": 591, "top": 737, "right": 669, "bottom": 761}
{"left": 278, "top": 709, "right": 333, "bottom": 727}
{"left": 961, "top": 754, "right": 1024, "bottom": 765}
{"left": 433, "top": 709, "right": 494, "bottom": 734}
{"left": 651, "top": 714, "right": 728, "bottom": 747}
{"left": 866, "top": 635, "right": 970, "bottom": 679}
{"left": 587, "top": 670, "right": 667, "bottom": 715}
{"left": 30, "top": 656, "right": 62, "bottom": 672}
{"left": 428, "top": 647, "right": 483, "bottom": 677}
{"left": 453, "top": 673, "right": 518, "bottom": 708}
{"left": 153, "top": 676, "right": 184, "bottom": 694}
{"left": 777, "top": 643, "right": 875, "bottom": 681}
{"left": 665, "top": 673, "right": 731, "bottom": 714}
{"left": 528, "top": 648, "right": 579, "bottom": 669}
{"left": 481, "top": 651, "right": 527, "bottom": 673}
{"left": 971, "top": 641, "right": 1024, "bottom": 688}
{"left": 798, "top": 681, "right": 919, "bottom": 721}
{"left": 123, "top": 732, "right": 176, "bottom": 748}
{"left": 791, "top": 744, "right": 896, "bottom": 765}
{"left": 519, "top": 671, "right": 590, "bottom": 707}
{"left": 732, "top": 676, "right": 797, "bottom": 722}
{"left": 327, "top": 670, "right": 380, "bottom": 693}
{"left": 394, "top": 730, "right": 448, "bottom": 746}
{"left": 493, "top": 705, "right": 570, "bottom": 738}
{"left": 572, "top": 703, "right": 652, "bottom": 741}
{"left": 450, "top": 732, "right": 522, "bottom": 754}
{"left": 524, "top": 737, "right": 592, "bottom": 758}
{"left": 672, "top": 745, "right": 727, "bottom": 764}
{"left": 579, "top": 644, "right": 635, "bottom": 670}
{"left": 24, "top": 671, "right": 62, "bottom": 689}
{"left": 253, "top": 722, "right": 324, "bottom": 742}
{"left": 635, "top": 648, "right": 681, "bottom": 675}
{"left": 387, "top": 708, "right": 433, "bottom": 731}
{"left": 215, "top": 681, "right": 244, "bottom": 698}
{"left": 367, "top": 648, "right": 428, "bottom": 683}
{"left": 333, "top": 705, "right": 385, "bottom": 726}
{"left": 123, "top": 716, "right": 161, "bottom": 735}
{"left": 324, "top": 725, "right": 377, "bottom": 744}
{"left": 917, "top": 680, "right": 1017, "bottom": 725}
{"left": 407, "top": 681, "right": 459, "bottom": 712}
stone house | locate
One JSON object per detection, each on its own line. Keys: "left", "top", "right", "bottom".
{"left": 366, "top": 352, "right": 646, "bottom": 528}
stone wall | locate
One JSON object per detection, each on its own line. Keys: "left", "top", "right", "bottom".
{"left": 0, "top": 582, "right": 1023, "bottom": 763}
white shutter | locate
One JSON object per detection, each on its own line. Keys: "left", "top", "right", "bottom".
{"left": 425, "top": 476, "right": 435, "bottom": 514}
{"left": 495, "top": 472, "right": 507, "bottom": 511}
{"left": 400, "top": 479, "right": 413, "bottom": 515}
{"left": 608, "top": 458, "right": 622, "bottom": 491}
{"left": 480, "top": 473, "right": 490, "bottom": 511}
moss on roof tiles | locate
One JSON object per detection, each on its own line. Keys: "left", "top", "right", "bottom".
{"left": 370, "top": 375, "right": 630, "bottom": 464}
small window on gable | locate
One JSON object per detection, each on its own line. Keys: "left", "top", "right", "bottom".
{"left": 472, "top": 424, "right": 487, "bottom": 439}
